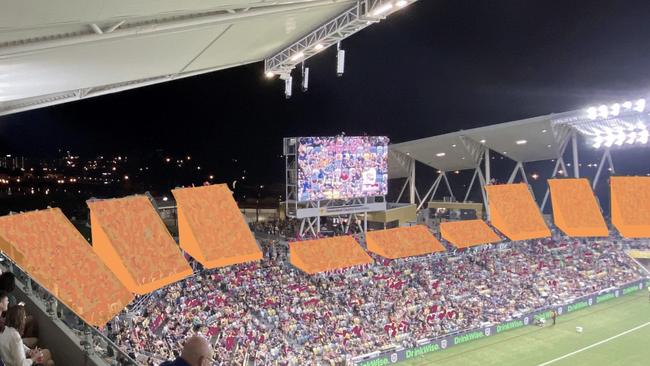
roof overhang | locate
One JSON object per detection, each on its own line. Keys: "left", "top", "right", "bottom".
{"left": 0, "top": 0, "right": 417, "bottom": 116}
{"left": 388, "top": 106, "right": 650, "bottom": 179}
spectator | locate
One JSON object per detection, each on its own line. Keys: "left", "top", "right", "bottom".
{"left": 110, "top": 236, "right": 645, "bottom": 365}
{"left": 0, "top": 306, "right": 54, "bottom": 366}
{"left": 160, "top": 336, "right": 212, "bottom": 366}
{"left": 0, "top": 273, "right": 17, "bottom": 307}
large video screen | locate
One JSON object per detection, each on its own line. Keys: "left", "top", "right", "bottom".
{"left": 297, "top": 136, "right": 389, "bottom": 201}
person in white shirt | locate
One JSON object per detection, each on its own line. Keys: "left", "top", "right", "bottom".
{"left": 0, "top": 306, "right": 54, "bottom": 366}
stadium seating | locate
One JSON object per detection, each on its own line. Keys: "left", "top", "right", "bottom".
{"left": 611, "top": 176, "right": 650, "bottom": 238}
{"left": 88, "top": 196, "right": 192, "bottom": 294}
{"left": 366, "top": 225, "right": 445, "bottom": 259}
{"left": 172, "top": 184, "right": 263, "bottom": 268}
{"left": 290, "top": 235, "right": 373, "bottom": 274}
{"left": 440, "top": 219, "right": 502, "bottom": 248}
{"left": 548, "top": 178, "right": 608, "bottom": 237}
{"left": 0, "top": 209, "right": 133, "bottom": 326}
{"left": 486, "top": 183, "right": 550, "bottom": 240}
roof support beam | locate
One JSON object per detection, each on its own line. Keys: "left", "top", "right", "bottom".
{"left": 463, "top": 169, "right": 478, "bottom": 203}
{"left": 0, "top": 0, "right": 350, "bottom": 58}
{"left": 418, "top": 173, "right": 442, "bottom": 210}
{"left": 409, "top": 158, "right": 416, "bottom": 205}
{"left": 265, "top": 0, "right": 419, "bottom": 76}
{"left": 572, "top": 131, "right": 580, "bottom": 178}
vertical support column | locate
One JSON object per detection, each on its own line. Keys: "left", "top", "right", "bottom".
{"left": 396, "top": 177, "right": 410, "bottom": 203}
{"left": 508, "top": 162, "right": 522, "bottom": 184}
{"left": 484, "top": 148, "right": 491, "bottom": 183}
{"left": 442, "top": 172, "right": 456, "bottom": 201}
{"left": 316, "top": 201, "right": 321, "bottom": 234}
{"left": 606, "top": 150, "right": 615, "bottom": 174}
{"left": 409, "top": 159, "right": 416, "bottom": 205}
{"left": 418, "top": 174, "right": 442, "bottom": 210}
{"left": 572, "top": 131, "right": 580, "bottom": 178}
{"left": 463, "top": 169, "right": 478, "bottom": 203}
{"left": 592, "top": 149, "right": 610, "bottom": 190}
{"left": 477, "top": 168, "right": 489, "bottom": 221}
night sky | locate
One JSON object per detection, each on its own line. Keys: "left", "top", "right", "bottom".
{"left": 3, "top": 0, "right": 650, "bottom": 191}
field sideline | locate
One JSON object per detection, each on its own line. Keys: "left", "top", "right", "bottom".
{"left": 400, "top": 291, "right": 650, "bottom": 366}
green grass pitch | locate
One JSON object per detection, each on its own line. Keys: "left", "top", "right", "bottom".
{"left": 399, "top": 291, "right": 650, "bottom": 366}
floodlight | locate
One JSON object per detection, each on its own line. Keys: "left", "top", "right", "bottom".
{"left": 285, "top": 76, "right": 293, "bottom": 99}
{"left": 372, "top": 3, "right": 393, "bottom": 16}
{"left": 614, "top": 132, "right": 625, "bottom": 146}
{"left": 516, "top": 140, "right": 527, "bottom": 145}
{"left": 587, "top": 107, "right": 598, "bottom": 120}
{"left": 314, "top": 43, "right": 324, "bottom": 51}
{"left": 593, "top": 136, "right": 604, "bottom": 148}
{"left": 637, "top": 130, "right": 649, "bottom": 144}
{"left": 610, "top": 103, "right": 620, "bottom": 116}
{"left": 436, "top": 153, "right": 446, "bottom": 157}
{"left": 291, "top": 52, "right": 304, "bottom": 61}
{"left": 302, "top": 67, "right": 309, "bottom": 92}
{"left": 622, "top": 101, "right": 633, "bottom": 110}
{"left": 337, "top": 48, "right": 346, "bottom": 77}
{"left": 396, "top": 1, "right": 409, "bottom": 8}
{"left": 597, "top": 105, "right": 609, "bottom": 119}
{"left": 634, "top": 98, "right": 646, "bottom": 112}
{"left": 265, "top": 71, "right": 275, "bottom": 78}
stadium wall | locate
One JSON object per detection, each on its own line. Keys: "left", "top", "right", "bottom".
{"left": 352, "top": 278, "right": 649, "bottom": 366}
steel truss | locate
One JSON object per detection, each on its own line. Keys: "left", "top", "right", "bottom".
{"left": 264, "top": 0, "right": 420, "bottom": 77}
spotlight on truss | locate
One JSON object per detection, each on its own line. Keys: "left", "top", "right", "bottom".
{"left": 284, "top": 76, "right": 293, "bottom": 99}
{"left": 336, "top": 42, "right": 345, "bottom": 77}
{"left": 301, "top": 65, "right": 309, "bottom": 92}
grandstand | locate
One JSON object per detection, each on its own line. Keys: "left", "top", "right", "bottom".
{"left": 0, "top": 208, "right": 133, "bottom": 326}
{"left": 548, "top": 178, "right": 609, "bottom": 237}
{"left": 172, "top": 184, "right": 263, "bottom": 268}
{"left": 88, "top": 195, "right": 192, "bottom": 294}
{"left": 366, "top": 225, "right": 445, "bottom": 259}
{"left": 486, "top": 183, "right": 551, "bottom": 241}
{"left": 611, "top": 176, "right": 650, "bottom": 238}
{"left": 3, "top": 1, "right": 650, "bottom": 364}
{"left": 290, "top": 235, "right": 373, "bottom": 274}
{"left": 439, "top": 219, "right": 502, "bottom": 248}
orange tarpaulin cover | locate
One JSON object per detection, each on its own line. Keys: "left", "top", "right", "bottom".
{"left": 88, "top": 196, "right": 192, "bottom": 295}
{"left": 366, "top": 225, "right": 445, "bottom": 259}
{"left": 611, "top": 176, "right": 650, "bottom": 238}
{"left": 548, "top": 179, "right": 608, "bottom": 237}
{"left": 172, "top": 184, "right": 262, "bottom": 268}
{"left": 0, "top": 209, "right": 133, "bottom": 327}
{"left": 486, "top": 183, "right": 550, "bottom": 241}
{"left": 440, "top": 220, "right": 501, "bottom": 248}
{"left": 290, "top": 236, "right": 373, "bottom": 274}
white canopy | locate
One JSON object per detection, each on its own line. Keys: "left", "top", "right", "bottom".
{"left": 1, "top": 0, "right": 413, "bottom": 115}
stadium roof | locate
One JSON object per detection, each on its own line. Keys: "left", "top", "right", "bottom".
{"left": 388, "top": 106, "right": 649, "bottom": 178}
{"left": 0, "top": 0, "right": 416, "bottom": 116}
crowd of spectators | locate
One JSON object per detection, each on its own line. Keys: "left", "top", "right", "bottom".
{"left": 110, "top": 234, "right": 645, "bottom": 366}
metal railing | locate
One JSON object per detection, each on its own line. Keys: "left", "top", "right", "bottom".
{"left": 0, "top": 253, "right": 138, "bottom": 366}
